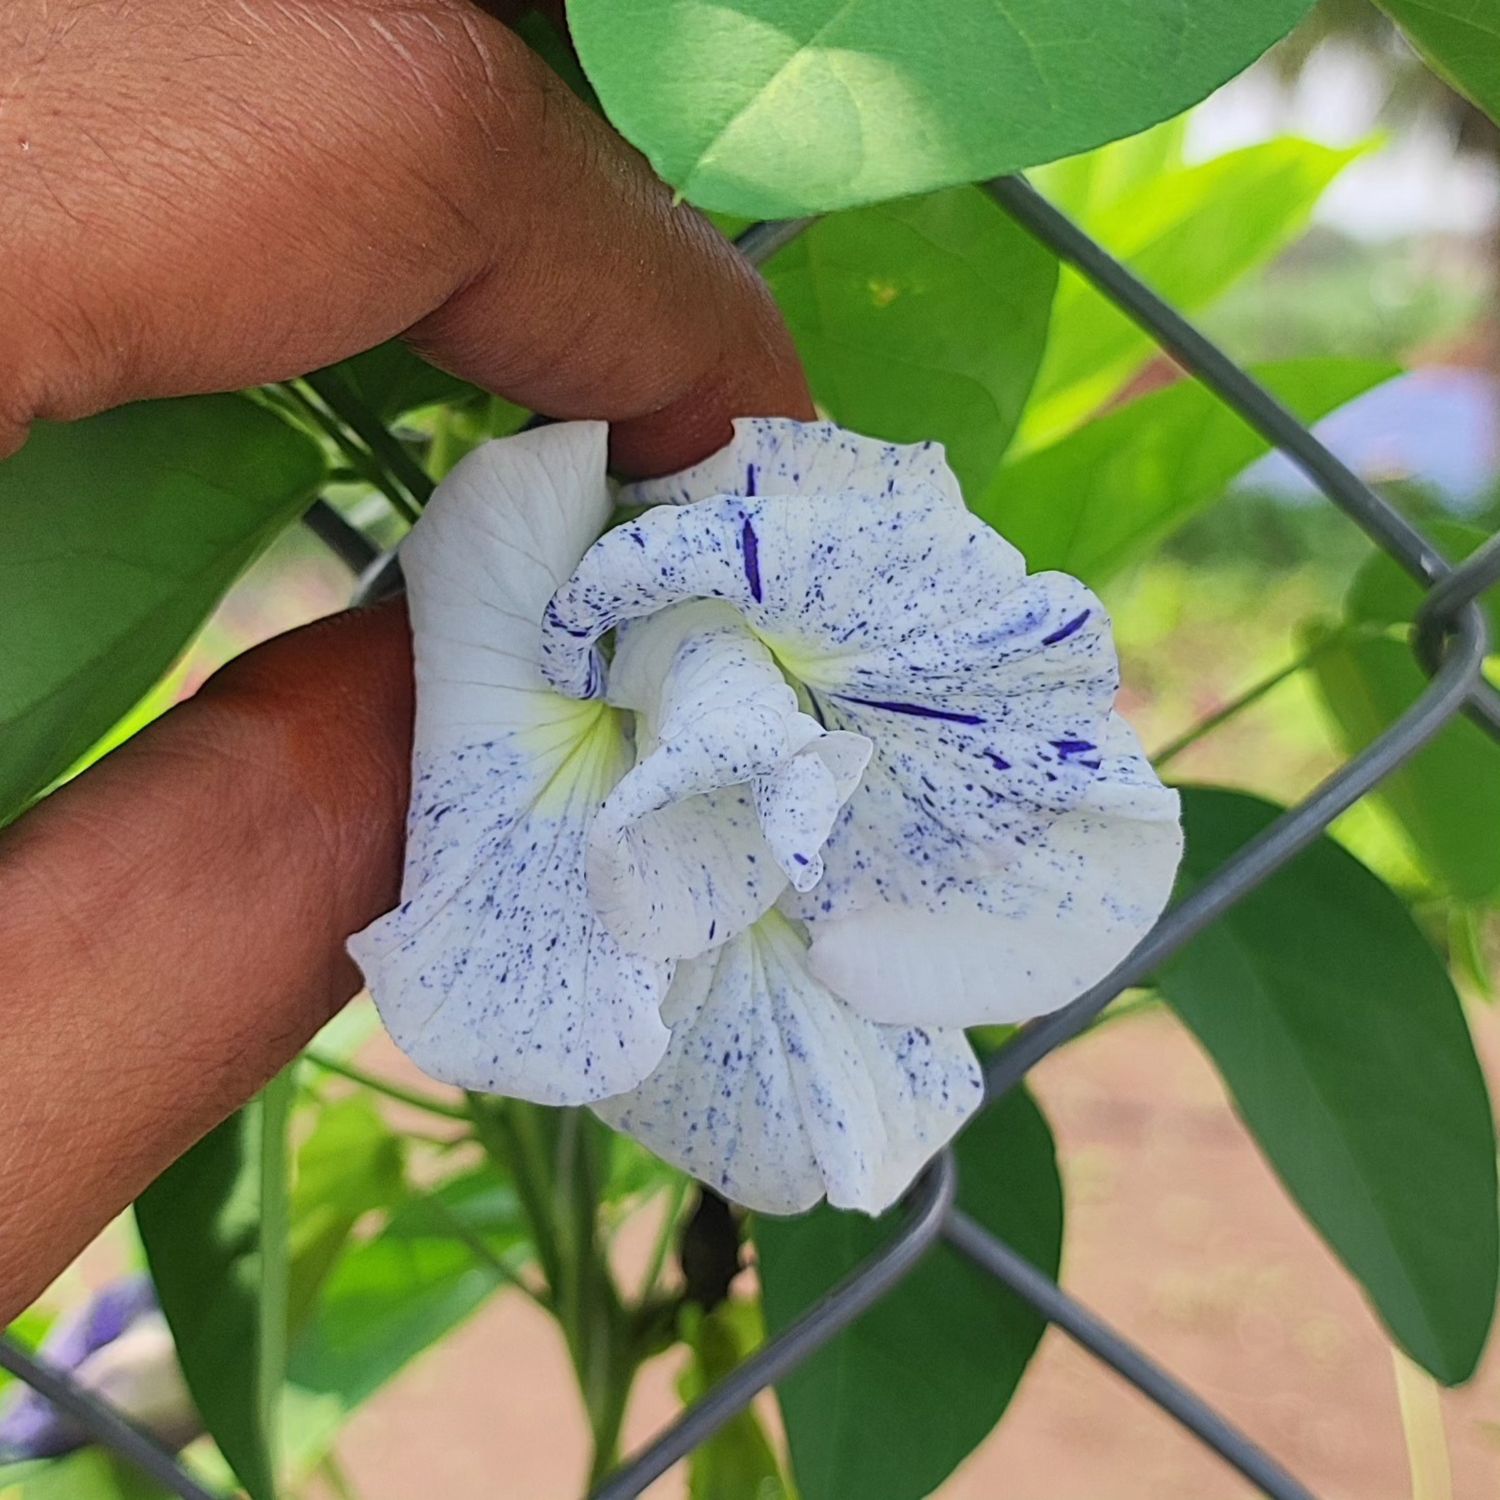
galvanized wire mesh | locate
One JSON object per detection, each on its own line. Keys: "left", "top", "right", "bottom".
{"left": 5, "top": 172, "right": 1499, "bottom": 1500}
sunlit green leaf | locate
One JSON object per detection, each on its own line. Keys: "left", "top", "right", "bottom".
{"left": 1375, "top": 0, "right": 1500, "bottom": 124}
{"left": 1035, "top": 117, "right": 1188, "bottom": 221}
{"left": 287, "top": 1096, "right": 405, "bottom": 1333}
{"left": 1160, "top": 788, "right": 1499, "bottom": 1383}
{"left": 765, "top": 185, "right": 1057, "bottom": 493}
{"left": 288, "top": 1168, "right": 528, "bottom": 1417}
{"left": 0, "top": 1451, "right": 174, "bottom": 1500}
{"left": 0, "top": 396, "right": 324, "bottom": 826}
{"left": 1316, "top": 520, "right": 1500, "bottom": 901}
{"left": 135, "top": 1081, "right": 294, "bottom": 1500}
{"left": 980, "top": 359, "right": 1397, "bottom": 584}
{"left": 1018, "top": 138, "right": 1361, "bottom": 449}
{"left": 1346, "top": 519, "right": 1500, "bottom": 642}
{"left": 568, "top": 0, "right": 1315, "bottom": 218}
{"left": 1311, "top": 629, "right": 1500, "bottom": 902}
{"left": 757, "top": 1088, "right": 1061, "bottom": 1500}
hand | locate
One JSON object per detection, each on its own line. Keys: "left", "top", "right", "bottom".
{"left": 0, "top": 0, "right": 813, "bottom": 1322}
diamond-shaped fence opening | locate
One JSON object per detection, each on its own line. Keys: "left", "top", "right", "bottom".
{"left": 5, "top": 172, "right": 1499, "bottom": 1500}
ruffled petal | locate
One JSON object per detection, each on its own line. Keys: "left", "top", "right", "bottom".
{"left": 349, "top": 423, "right": 673, "bottom": 1105}
{"left": 622, "top": 417, "right": 963, "bottom": 511}
{"left": 805, "top": 716, "right": 1183, "bottom": 1027}
{"left": 587, "top": 602, "right": 870, "bottom": 962}
{"left": 542, "top": 491, "right": 1027, "bottom": 696}
{"left": 594, "top": 914, "right": 983, "bottom": 1216}
{"left": 543, "top": 491, "right": 1118, "bottom": 909}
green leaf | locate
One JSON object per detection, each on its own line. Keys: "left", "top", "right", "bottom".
{"left": 765, "top": 185, "right": 1057, "bottom": 494}
{"left": 1310, "top": 629, "right": 1500, "bottom": 902}
{"left": 757, "top": 1087, "right": 1061, "bottom": 1500}
{"left": 287, "top": 1095, "right": 405, "bottom": 1336}
{"left": 288, "top": 1168, "right": 528, "bottom": 1417}
{"left": 1018, "top": 138, "right": 1360, "bottom": 449}
{"left": 1035, "top": 116, "right": 1189, "bottom": 222}
{"left": 0, "top": 1451, "right": 174, "bottom": 1500}
{"left": 1318, "top": 522, "right": 1500, "bottom": 902}
{"left": 567, "top": 0, "right": 1315, "bottom": 218}
{"left": 135, "top": 1082, "right": 294, "bottom": 1500}
{"left": 0, "top": 396, "right": 325, "bottom": 826}
{"left": 1346, "top": 519, "right": 1500, "bottom": 643}
{"left": 331, "top": 342, "right": 482, "bottom": 423}
{"left": 1159, "top": 788, "right": 1499, "bottom": 1383}
{"left": 979, "top": 359, "right": 1397, "bottom": 585}
{"left": 1375, "top": 0, "right": 1500, "bottom": 124}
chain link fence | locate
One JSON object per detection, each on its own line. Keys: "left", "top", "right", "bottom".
{"left": 5, "top": 172, "right": 1500, "bottom": 1500}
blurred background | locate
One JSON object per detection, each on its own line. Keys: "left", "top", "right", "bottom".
{"left": 11, "top": 1, "right": 1500, "bottom": 1495}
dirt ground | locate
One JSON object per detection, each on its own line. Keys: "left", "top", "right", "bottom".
{"left": 332, "top": 1005, "right": 1500, "bottom": 1500}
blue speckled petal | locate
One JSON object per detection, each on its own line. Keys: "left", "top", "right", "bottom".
{"left": 587, "top": 602, "right": 870, "bottom": 963}
{"left": 541, "top": 491, "right": 1029, "bottom": 696}
{"left": 594, "top": 913, "right": 982, "bottom": 1216}
{"left": 348, "top": 424, "right": 673, "bottom": 1105}
{"left": 621, "top": 417, "right": 964, "bottom": 511}
{"left": 543, "top": 491, "right": 1119, "bottom": 908}
{"left": 805, "top": 715, "right": 1183, "bottom": 1027}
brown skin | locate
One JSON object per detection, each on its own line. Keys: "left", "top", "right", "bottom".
{"left": 0, "top": 0, "right": 814, "bottom": 1323}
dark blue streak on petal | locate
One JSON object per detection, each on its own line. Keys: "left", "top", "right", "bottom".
{"left": 983, "top": 750, "right": 1011, "bottom": 771}
{"left": 1041, "top": 609, "right": 1091, "bottom": 647}
{"left": 839, "top": 694, "right": 985, "bottom": 726}
{"left": 745, "top": 463, "right": 757, "bottom": 497}
{"left": 1052, "top": 738, "right": 1096, "bottom": 761}
{"left": 741, "top": 515, "right": 763, "bottom": 602}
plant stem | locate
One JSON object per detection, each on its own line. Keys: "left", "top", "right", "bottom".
{"left": 1392, "top": 1346, "right": 1452, "bottom": 1500}
{"left": 469, "top": 1098, "right": 645, "bottom": 1487}
{"left": 470, "top": 1097, "right": 566, "bottom": 1291}
{"left": 273, "top": 382, "right": 419, "bottom": 522}
{"left": 584, "top": 1352, "right": 637, "bottom": 1491}
{"left": 258, "top": 1069, "right": 295, "bottom": 1492}
{"left": 1153, "top": 628, "right": 1349, "bottom": 768}
{"left": 303, "top": 1051, "right": 469, "bottom": 1121}
{"left": 302, "top": 368, "right": 435, "bottom": 510}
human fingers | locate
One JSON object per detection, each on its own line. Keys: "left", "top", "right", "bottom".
{"left": 0, "top": 0, "right": 810, "bottom": 471}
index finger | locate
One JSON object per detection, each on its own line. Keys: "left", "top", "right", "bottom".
{"left": 1, "top": 0, "right": 811, "bottom": 472}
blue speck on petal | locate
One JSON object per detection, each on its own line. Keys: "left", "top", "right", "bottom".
{"left": 1052, "top": 738, "right": 1096, "bottom": 760}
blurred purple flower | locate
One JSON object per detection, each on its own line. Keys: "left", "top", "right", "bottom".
{"left": 0, "top": 1275, "right": 198, "bottom": 1460}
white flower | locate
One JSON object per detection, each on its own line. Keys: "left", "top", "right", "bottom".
{"left": 347, "top": 425, "right": 670, "bottom": 1105}
{"left": 349, "top": 419, "right": 1182, "bottom": 1214}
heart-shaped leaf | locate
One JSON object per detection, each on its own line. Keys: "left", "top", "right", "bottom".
{"left": 1160, "top": 788, "right": 1498, "bottom": 1384}
{"left": 568, "top": 0, "right": 1317, "bottom": 218}
{"left": 757, "top": 1087, "right": 1061, "bottom": 1500}
{"left": 765, "top": 185, "right": 1057, "bottom": 494}
{"left": 0, "top": 396, "right": 324, "bottom": 826}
